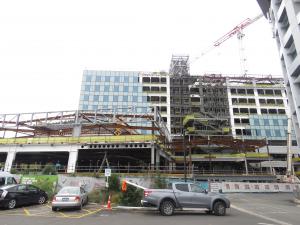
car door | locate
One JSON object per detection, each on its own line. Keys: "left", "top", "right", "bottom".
{"left": 173, "top": 183, "right": 194, "bottom": 208}
{"left": 26, "top": 185, "right": 40, "bottom": 204}
{"left": 16, "top": 185, "right": 31, "bottom": 205}
{"left": 189, "top": 184, "right": 211, "bottom": 208}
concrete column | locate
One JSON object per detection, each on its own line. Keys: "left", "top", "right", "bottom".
{"left": 5, "top": 149, "right": 16, "bottom": 172}
{"left": 67, "top": 148, "right": 78, "bottom": 173}
{"left": 156, "top": 148, "right": 160, "bottom": 170}
{"left": 151, "top": 143, "right": 155, "bottom": 170}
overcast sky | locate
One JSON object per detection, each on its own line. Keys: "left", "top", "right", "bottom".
{"left": 0, "top": 0, "right": 282, "bottom": 114}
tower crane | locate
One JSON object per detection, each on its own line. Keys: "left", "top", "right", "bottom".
{"left": 192, "top": 14, "right": 263, "bottom": 76}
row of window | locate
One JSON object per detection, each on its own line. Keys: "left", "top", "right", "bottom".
{"left": 233, "top": 108, "right": 286, "bottom": 115}
{"left": 231, "top": 88, "right": 282, "bottom": 96}
{"left": 252, "top": 118, "right": 288, "bottom": 126}
{"left": 142, "top": 86, "right": 167, "bottom": 92}
{"left": 85, "top": 74, "right": 139, "bottom": 83}
{"left": 84, "top": 85, "right": 142, "bottom": 93}
{"left": 147, "top": 96, "right": 167, "bottom": 103}
{"left": 232, "top": 98, "right": 284, "bottom": 105}
{"left": 142, "top": 77, "right": 166, "bottom": 84}
{"left": 83, "top": 95, "right": 147, "bottom": 103}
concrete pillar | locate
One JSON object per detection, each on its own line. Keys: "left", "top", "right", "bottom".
{"left": 156, "top": 148, "right": 160, "bottom": 171}
{"left": 67, "top": 148, "right": 78, "bottom": 173}
{"left": 5, "top": 149, "right": 16, "bottom": 172}
{"left": 151, "top": 143, "right": 155, "bottom": 170}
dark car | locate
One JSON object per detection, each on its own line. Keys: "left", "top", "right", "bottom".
{"left": 0, "top": 184, "right": 48, "bottom": 209}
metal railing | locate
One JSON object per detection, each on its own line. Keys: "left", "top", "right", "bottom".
{"left": 9, "top": 164, "right": 273, "bottom": 176}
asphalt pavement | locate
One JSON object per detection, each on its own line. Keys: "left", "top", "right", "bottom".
{"left": 0, "top": 193, "right": 299, "bottom": 225}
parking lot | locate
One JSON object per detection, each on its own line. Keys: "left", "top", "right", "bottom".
{"left": 0, "top": 203, "right": 103, "bottom": 219}
{"left": 0, "top": 193, "right": 299, "bottom": 225}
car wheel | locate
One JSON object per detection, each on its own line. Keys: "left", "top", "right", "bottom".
{"left": 38, "top": 196, "right": 46, "bottom": 204}
{"left": 7, "top": 199, "right": 17, "bottom": 209}
{"left": 159, "top": 200, "right": 174, "bottom": 216}
{"left": 213, "top": 201, "right": 226, "bottom": 216}
{"left": 52, "top": 207, "right": 58, "bottom": 211}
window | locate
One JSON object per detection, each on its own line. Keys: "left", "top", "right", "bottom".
{"left": 151, "top": 86, "right": 160, "bottom": 92}
{"left": 123, "top": 86, "right": 129, "bottom": 92}
{"left": 233, "top": 108, "right": 239, "bottom": 114}
{"left": 275, "top": 130, "right": 281, "bottom": 137}
{"left": 124, "top": 76, "right": 129, "bottom": 83}
{"left": 0, "top": 177, "right": 5, "bottom": 185}
{"left": 83, "top": 95, "right": 89, "bottom": 101}
{"left": 237, "top": 89, "right": 246, "bottom": 94}
{"left": 256, "top": 129, "right": 261, "bottom": 136}
{"left": 93, "top": 95, "right": 99, "bottom": 101}
{"left": 132, "top": 96, "right": 138, "bottom": 102}
{"left": 278, "top": 109, "right": 286, "bottom": 114}
{"left": 133, "top": 86, "right": 139, "bottom": 92}
{"left": 247, "top": 89, "right": 254, "bottom": 95}
{"left": 234, "top": 118, "right": 240, "bottom": 124}
{"left": 104, "top": 86, "right": 110, "bottom": 92}
{"left": 236, "top": 129, "right": 242, "bottom": 135}
{"left": 248, "top": 99, "right": 255, "bottom": 104}
{"left": 27, "top": 185, "right": 38, "bottom": 191}
{"left": 231, "top": 89, "right": 237, "bottom": 94}
{"left": 95, "top": 85, "right": 100, "bottom": 92}
{"left": 123, "top": 96, "right": 128, "bottom": 101}
{"left": 257, "top": 89, "right": 264, "bottom": 95}
{"left": 113, "top": 96, "right": 118, "bottom": 102}
{"left": 114, "top": 76, "right": 120, "bottom": 82}
{"left": 265, "top": 129, "right": 271, "bottom": 137}
{"left": 264, "top": 119, "right": 269, "bottom": 126}
{"left": 103, "top": 95, "right": 109, "bottom": 102}
{"left": 175, "top": 183, "right": 189, "bottom": 192}
{"left": 151, "top": 77, "right": 159, "bottom": 83}
{"left": 161, "top": 96, "right": 167, "bottom": 102}
{"left": 268, "top": 109, "right": 277, "bottom": 114}
{"left": 259, "top": 99, "right": 266, "bottom": 104}
{"left": 250, "top": 108, "right": 257, "bottom": 114}
{"left": 161, "top": 87, "right": 167, "bottom": 92}
{"left": 161, "top": 106, "right": 167, "bottom": 112}
{"left": 274, "top": 90, "right": 282, "bottom": 96}
{"left": 265, "top": 90, "right": 273, "bottom": 95}
{"left": 190, "top": 184, "right": 204, "bottom": 193}
{"left": 254, "top": 119, "right": 260, "bottom": 125}
{"left": 85, "top": 75, "right": 92, "bottom": 82}
{"left": 114, "top": 86, "right": 119, "bottom": 92}
{"left": 142, "top": 77, "right": 150, "bottom": 83}
{"left": 261, "top": 109, "right": 268, "bottom": 114}
{"left": 241, "top": 119, "right": 250, "bottom": 124}
{"left": 276, "top": 99, "right": 284, "bottom": 105}
{"left": 17, "top": 185, "right": 27, "bottom": 191}
{"left": 6, "top": 177, "right": 16, "bottom": 185}
{"left": 85, "top": 85, "right": 91, "bottom": 92}
{"left": 105, "top": 76, "right": 110, "bottom": 82}
{"left": 143, "top": 86, "right": 150, "bottom": 91}
{"left": 161, "top": 78, "right": 167, "bottom": 83}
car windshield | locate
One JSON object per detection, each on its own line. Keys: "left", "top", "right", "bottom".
{"left": 58, "top": 187, "right": 80, "bottom": 195}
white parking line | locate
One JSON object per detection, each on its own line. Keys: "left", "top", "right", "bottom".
{"left": 231, "top": 204, "right": 293, "bottom": 225}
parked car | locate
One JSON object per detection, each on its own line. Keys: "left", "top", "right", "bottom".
{"left": 141, "top": 182, "right": 230, "bottom": 216}
{"left": 0, "top": 172, "right": 18, "bottom": 187}
{"left": 52, "top": 186, "right": 88, "bottom": 211}
{"left": 0, "top": 184, "right": 48, "bottom": 209}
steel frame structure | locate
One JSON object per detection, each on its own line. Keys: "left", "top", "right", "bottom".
{"left": 0, "top": 107, "right": 171, "bottom": 141}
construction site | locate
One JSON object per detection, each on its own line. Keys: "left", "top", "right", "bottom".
{"left": 0, "top": 11, "right": 299, "bottom": 182}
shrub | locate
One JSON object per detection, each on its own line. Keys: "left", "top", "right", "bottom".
{"left": 152, "top": 174, "right": 166, "bottom": 189}
{"left": 119, "top": 185, "right": 143, "bottom": 206}
{"left": 41, "top": 164, "right": 57, "bottom": 175}
{"left": 108, "top": 174, "right": 120, "bottom": 191}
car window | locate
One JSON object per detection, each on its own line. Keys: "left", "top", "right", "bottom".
{"left": 175, "top": 184, "right": 189, "bottom": 192}
{"left": 6, "top": 177, "right": 16, "bottom": 185}
{"left": 27, "top": 185, "right": 38, "bottom": 191}
{"left": 58, "top": 187, "right": 80, "bottom": 195}
{"left": 190, "top": 184, "right": 204, "bottom": 193}
{"left": 80, "top": 188, "right": 85, "bottom": 194}
{"left": 17, "top": 185, "right": 27, "bottom": 191}
{"left": 0, "top": 178, "right": 5, "bottom": 186}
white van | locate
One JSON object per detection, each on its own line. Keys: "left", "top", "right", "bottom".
{"left": 0, "top": 171, "right": 17, "bottom": 186}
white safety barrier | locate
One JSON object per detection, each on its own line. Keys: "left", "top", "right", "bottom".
{"left": 221, "top": 182, "right": 300, "bottom": 193}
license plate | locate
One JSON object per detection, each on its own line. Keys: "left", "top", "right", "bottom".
{"left": 62, "top": 198, "right": 69, "bottom": 201}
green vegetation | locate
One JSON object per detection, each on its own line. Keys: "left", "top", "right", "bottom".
{"left": 119, "top": 185, "right": 143, "bottom": 206}
{"left": 41, "top": 163, "right": 57, "bottom": 175}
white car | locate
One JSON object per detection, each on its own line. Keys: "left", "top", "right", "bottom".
{"left": 52, "top": 186, "right": 88, "bottom": 211}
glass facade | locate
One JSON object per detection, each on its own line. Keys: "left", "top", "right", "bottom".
{"left": 248, "top": 115, "right": 290, "bottom": 140}
{"left": 79, "top": 70, "right": 150, "bottom": 113}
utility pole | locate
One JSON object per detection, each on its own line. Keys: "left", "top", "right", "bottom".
{"left": 183, "top": 129, "right": 187, "bottom": 182}
{"left": 287, "top": 117, "right": 293, "bottom": 177}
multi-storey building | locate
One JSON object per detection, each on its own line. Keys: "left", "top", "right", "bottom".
{"left": 257, "top": 0, "right": 300, "bottom": 147}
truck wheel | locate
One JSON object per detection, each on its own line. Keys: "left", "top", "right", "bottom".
{"left": 213, "top": 201, "right": 226, "bottom": 216}
{"left": 160, "top": 200, "right": 174, "bottom": 216}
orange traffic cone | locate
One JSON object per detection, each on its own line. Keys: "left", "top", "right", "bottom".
{"left": 106, "top": 194, "right": 112, "bottom": 210}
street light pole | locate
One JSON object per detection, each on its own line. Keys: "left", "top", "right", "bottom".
{"left": 183, "top": 129, "right": 187, "bottom": 182}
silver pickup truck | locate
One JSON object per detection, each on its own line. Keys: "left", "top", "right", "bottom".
{"left": 141, "top": 182, "right": 230, "bottom": 216}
